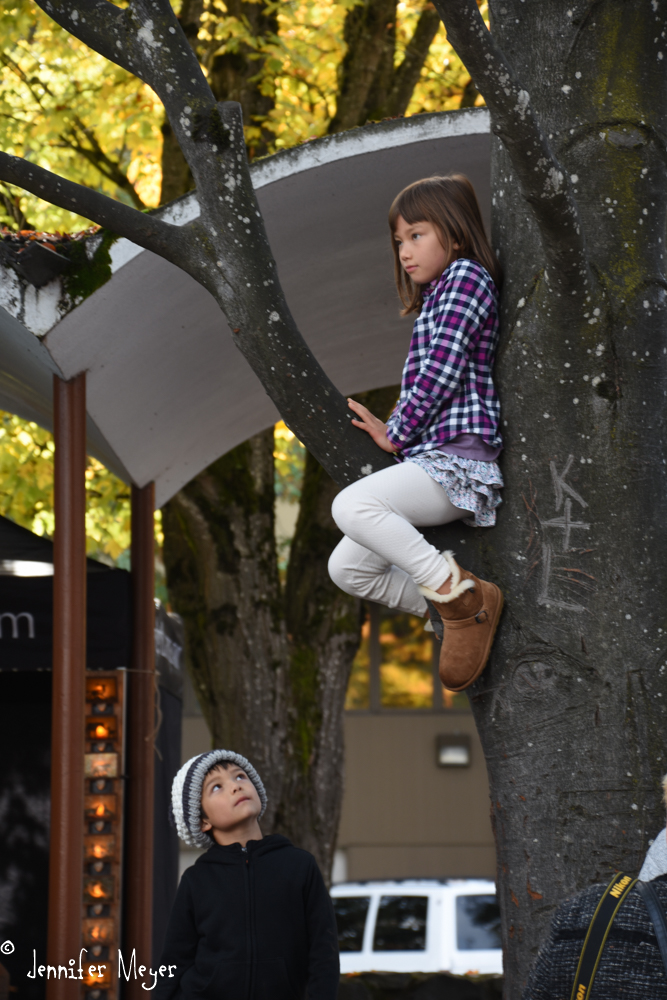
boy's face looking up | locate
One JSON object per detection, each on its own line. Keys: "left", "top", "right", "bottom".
{"left": 200, "top": 763, "right": 263, "bottom": 847}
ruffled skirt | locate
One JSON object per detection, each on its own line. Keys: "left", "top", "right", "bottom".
{"left": 405, "top": 450, "right": 503, "bottom": 528}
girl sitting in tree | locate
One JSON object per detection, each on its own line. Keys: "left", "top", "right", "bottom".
{"left": 328, "top": 174, "right": 504, "bottom": 692}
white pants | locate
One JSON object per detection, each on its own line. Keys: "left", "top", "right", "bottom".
{"left": 328, "top": 461, "right": 471, "bottom": 617}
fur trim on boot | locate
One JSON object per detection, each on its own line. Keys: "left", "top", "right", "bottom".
{"left": 418, "top": 553, "right": 503, "bottom": 691}
{"left": 418, "top": 551, "right": 475, "bottom": 604}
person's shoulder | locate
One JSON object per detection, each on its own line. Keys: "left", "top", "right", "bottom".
{"left": 266, "top": 836, "right": 319, "bottom": 866}
{"left": 438, "top": 258, "right": 497, "bottom": 301}
{"left": 552, "top": 881, "right": 607, "bottom": 927}
{"left": 258, "top": 837, "right": 324, "bottom": 880}
{"left": 650, "top": 872, "right": 667, "bottom": 899}
{"left": 255, "top": 834, "right": 308, "bottom": 862}
{"left": 551, "top": 876, "right": 663, "bottom": 935}
{"left": 179, "top": 849, "right": 212, "bottom": 881}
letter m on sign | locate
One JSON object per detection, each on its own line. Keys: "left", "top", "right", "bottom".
{"left": 0, "top": 612, "right": 35, "bottom": 638}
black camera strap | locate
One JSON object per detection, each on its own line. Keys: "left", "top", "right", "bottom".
{"left": 569, "top": 872, "right": 637, "bottom": 1000}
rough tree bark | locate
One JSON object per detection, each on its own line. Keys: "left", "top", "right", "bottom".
{"left": 422, "top": 1, "right": 667, "bottom": 995}
{"left": 162, "top": 389, "right": 398, "bottom": 876}
{"left": 3, "top": 0, "right": 665, "bottom": 992}
{"left": 329, "top": 0, "right": 441, "bottom": 133}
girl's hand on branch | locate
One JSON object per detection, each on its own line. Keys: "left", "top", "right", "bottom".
{"left": 347, "top": 398, "right": 396, "bottom": 453}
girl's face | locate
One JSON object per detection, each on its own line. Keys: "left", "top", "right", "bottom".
{"left": 393, "top": 214, "right": 457, "bottom": 285}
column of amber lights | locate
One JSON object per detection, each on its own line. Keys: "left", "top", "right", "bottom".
{"left": 82, "top": 673, "right": 126, "bottom": 1000}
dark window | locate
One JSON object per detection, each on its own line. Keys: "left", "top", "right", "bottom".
{"left": 373, "top": 895, "right": 428, "bottom": 951}
{"left": 456, "top": 894, "right": 501, "bottom": 950}
{"left": 333, "top": 896, "right": 370, "bottom": 952}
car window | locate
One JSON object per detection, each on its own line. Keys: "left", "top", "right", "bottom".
{"left": 456, "top": 894, "right": 501, "bottom": 950}
{"left": 372, "top": 895, "right": 428, "bottom": 951}
{"left": 332, "top": 896, "right": 371, "bottom": 952}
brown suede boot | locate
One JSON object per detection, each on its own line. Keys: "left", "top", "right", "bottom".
{"left": 419, "top": 552, "right": 503, "bottom": 691}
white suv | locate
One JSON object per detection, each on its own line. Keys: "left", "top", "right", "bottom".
{"left": 330, "top": 879, "right": 502, "bottom": 976}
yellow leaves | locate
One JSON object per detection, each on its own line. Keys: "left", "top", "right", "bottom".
{"left": 274, "top": 420, "right": 305, "bottom": 502}
{"left": 403, "top": 0, "right": 489, "bottom": 115}
{"left": 0, "top": 412, "right": 55, "bottom": 539}
{"left": 0, "top": 2, "right": 162, "bottom": 230}
{"left": 274, "top": 419, "right": 296, "bottom": 441}
{"left": 0, "top": 410, "right": 156, "bottom": 566}
{"left": 346, "top": 609, "right": 469, "bottom": 710}
{"left": 0, "top": 0, "right": 487, "bottom": 230}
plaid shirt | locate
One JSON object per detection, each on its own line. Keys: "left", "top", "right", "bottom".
{"left": 386, "top": 257, "right": 502, "bottom": 456}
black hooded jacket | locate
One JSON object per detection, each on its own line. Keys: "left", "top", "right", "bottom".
{"left": 155, "top": 835, "right": 339, "bottom": 1000}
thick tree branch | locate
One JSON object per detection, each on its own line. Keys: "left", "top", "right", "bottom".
{"left": 328, "top": 0, "right": 397, "bottom": 134}
{"left": 432, "top": 0, "right": 591, "bottom": 296}
{"left": 0, "top": 152, "right": 193, "bottom": 266}
{"left": 385, "top": 6, "right": 441, "bottom": 117}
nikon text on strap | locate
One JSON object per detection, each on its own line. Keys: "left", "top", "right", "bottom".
{"left": 569, "top": 872, "right": 637, "bottom": 1000}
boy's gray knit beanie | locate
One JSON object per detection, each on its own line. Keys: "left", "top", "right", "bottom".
{"left": 171, "top": 749, "right": 267, "bottom": 848}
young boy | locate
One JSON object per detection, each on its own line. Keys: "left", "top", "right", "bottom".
{"left": 156, "top": 749, "right": 340, "bottom": 1000}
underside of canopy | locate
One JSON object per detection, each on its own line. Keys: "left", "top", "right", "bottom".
{"left": 0, "top": 108, "right": 490, "bottom": 507}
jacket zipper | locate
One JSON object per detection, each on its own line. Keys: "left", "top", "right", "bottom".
{"left": 243, "top": 847, "right": 254, "bottom": 1000}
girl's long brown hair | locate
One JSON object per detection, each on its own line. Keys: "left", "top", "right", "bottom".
{"left": 389, "top": 174, "right": 502, "bottom": 315}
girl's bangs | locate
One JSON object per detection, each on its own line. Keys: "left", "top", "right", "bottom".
{"left": 389, "top": 187, "right": 434, "bottom": 229}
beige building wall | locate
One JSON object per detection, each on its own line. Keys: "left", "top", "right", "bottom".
{"left": 180, "top": 683, "right": 496, "bottom": 882}
{"left": 338, "top": 711, "right": 495, "bottom": 882}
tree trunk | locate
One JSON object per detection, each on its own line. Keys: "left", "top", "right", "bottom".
{"left": 206, "top": 0, "right": 278, "bottom": 161}
{"left": 162, "top": 388, "right": 398, "bottom": 878}
{"left": 458, "top": 77, "right": 479, "bottom": 109}
{"left": 277, "top": 386, "right": 398, "bottom": 860}
{"left": 380, "top": 6, "right": 441, "bottom": 120}
{"left": 328, "top": 1, "right": 439, "bottom": 133}
{"left": 162, "top": 429, "right": 290, "bottom": 831}
{"left": 276, "top": 449, "right": 362, "bottom": 865}
{"left": 421, "top": 2, "right": 667, "bottom": 995}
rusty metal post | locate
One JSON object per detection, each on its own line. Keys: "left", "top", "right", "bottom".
{"left": 47, "top": 372, "right": 87, "bottom": 1000}
{"left": 124, "top": 483, "right": 156, "bottom": 992}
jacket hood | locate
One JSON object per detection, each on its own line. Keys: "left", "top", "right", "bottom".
{"left": 196, "top": 833, "right": 293, "bottom": 864}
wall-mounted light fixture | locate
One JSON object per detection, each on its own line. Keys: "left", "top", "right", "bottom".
{"left": 436, "top": 733, "right": 471, "bottom": 767}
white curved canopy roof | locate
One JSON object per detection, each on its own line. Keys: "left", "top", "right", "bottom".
{"left": 0, "top": 108, "right": 490, "bottom": 507}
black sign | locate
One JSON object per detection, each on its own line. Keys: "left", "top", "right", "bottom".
{"left": 0, "top": 571, "right": 131, "bottom": 671}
